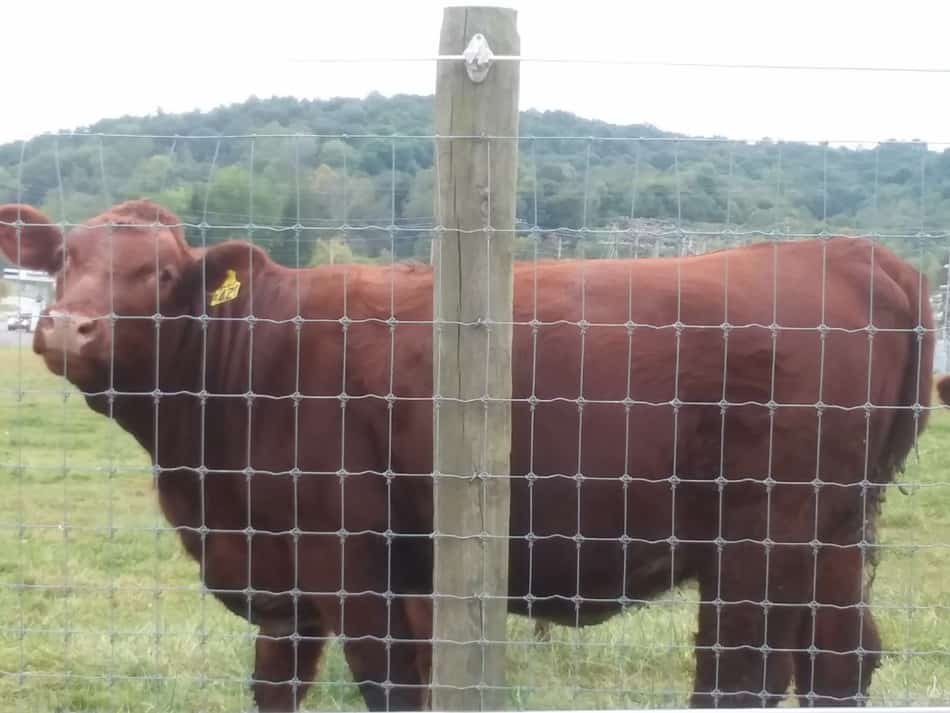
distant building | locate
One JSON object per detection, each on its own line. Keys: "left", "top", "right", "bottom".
{"left": 936, "top": 339, "right": 949, "bottom": 374}
{"left": 1, "top": 295, "right": 43, "bottom": 312}
{"left": 1, "top": 268, "right": 54, "bottom": 310}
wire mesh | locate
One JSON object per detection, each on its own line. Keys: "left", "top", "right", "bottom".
{"left": 1, "top": 113, "right": 950, "bottom": 713}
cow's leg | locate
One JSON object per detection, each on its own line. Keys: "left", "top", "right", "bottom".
{"left": 252, "top": 619, "right": 327, "bottom": 712}
{"left": 319, "top": 591, "right": 430, "bottom": 712}
{"left": 198, "top": 532, "right": 327, "bottom": 710}
{"left": 690, "top": 539, "right": 809, "bottom": 708}
{"left": 309, "top": 535, "right": 431, "bottom": 712}
{"left": 342, "top": 594, "right": 431, "bottom": 711}
{"left": 793, "top": 545, "right": 881, "bottom": 707}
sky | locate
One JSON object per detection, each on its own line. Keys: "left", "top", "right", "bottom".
{"left": 3, "top": 0, "right": 949, "bottom": 147}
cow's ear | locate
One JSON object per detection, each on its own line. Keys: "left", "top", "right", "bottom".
{"left": 180, "top": 240, "right": 272, "bottom": 308}
{"left": 0, "top": 204, "right": 63, "bottom": 272}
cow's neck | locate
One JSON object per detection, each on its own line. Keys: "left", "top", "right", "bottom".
{"left": 82, "top": 311, "right": 256, "bottom": 531}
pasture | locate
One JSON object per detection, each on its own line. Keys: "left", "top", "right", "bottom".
{"left": 1, "top": 344, "right": 950, "bottom": 712}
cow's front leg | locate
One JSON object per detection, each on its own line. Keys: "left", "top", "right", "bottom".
{"left": 308, "top": 532, "right": 432, "bottom": 711}
{"left": 252, "top": 617, "right": 327, "bottom": 712}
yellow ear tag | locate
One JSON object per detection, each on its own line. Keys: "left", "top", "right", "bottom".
{"left": 210, "top": 269, "right": 241, "bottom": 306}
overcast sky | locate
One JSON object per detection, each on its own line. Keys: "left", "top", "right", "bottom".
{"left": 3, "top": 0, "right": 949, "bottom": 147}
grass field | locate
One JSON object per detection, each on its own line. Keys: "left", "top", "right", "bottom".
{"left": 2, "top": 345, "right": 950, "bottom": 712}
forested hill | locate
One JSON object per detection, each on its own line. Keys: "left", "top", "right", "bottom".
{"left": 1, "top": 92, "right": 949, "bottom": 281}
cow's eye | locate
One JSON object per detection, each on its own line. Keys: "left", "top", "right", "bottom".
{"left": 159, "top": 267, "right": 176, "bottom": 285}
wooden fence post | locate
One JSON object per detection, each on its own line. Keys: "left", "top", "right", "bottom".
{"left": 431, "top": 5, "right": 519, "bottom": 711}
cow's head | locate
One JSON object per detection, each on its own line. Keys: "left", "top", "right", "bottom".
{"left": 0, "top": 199, "right": 265, "bottom": 392}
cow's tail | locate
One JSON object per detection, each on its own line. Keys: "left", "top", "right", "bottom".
{"left": 882, "top": 257, "right": 935, "bottom": 481}
{"left": 860, "top": 247, "right": 936, "bottom": 589}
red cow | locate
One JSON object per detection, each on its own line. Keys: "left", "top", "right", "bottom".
{"left": 0, "top": 199, "right": 944, "bottom": 711}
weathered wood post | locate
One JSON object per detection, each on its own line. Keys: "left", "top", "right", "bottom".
{"left": 431, "top": 5, "right": 520, "bottom": 711}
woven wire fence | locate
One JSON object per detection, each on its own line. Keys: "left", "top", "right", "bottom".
{"left": 2, "top": 118, "right": 950, "bottom": 713}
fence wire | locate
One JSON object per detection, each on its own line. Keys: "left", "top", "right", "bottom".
{"left": 1, "top": 127, "right": 950, "bottom": 713}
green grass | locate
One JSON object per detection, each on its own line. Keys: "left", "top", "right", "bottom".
{"left": 2, "top": 345, "right": 950, "bottom": 711}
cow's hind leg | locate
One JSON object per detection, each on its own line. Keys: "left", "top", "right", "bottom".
{"left": 690, "top": 539, "right": 810, "bottom": 708}
{"left": 794, "top": 545, "right": 881, "bottom": 706}
{"left": 252, "top": 619, "right": 327, "bottom": 712}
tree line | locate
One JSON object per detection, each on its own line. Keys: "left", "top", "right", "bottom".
{"left": 1, "top": 93, "right": 948, "bottom": 284}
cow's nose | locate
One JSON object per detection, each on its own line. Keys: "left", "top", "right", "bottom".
{"left": 35, "top": 309, "right": 99, "bottom": 356}
{"left": 74, "top": 315, "right": 96, "bottom": 337}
